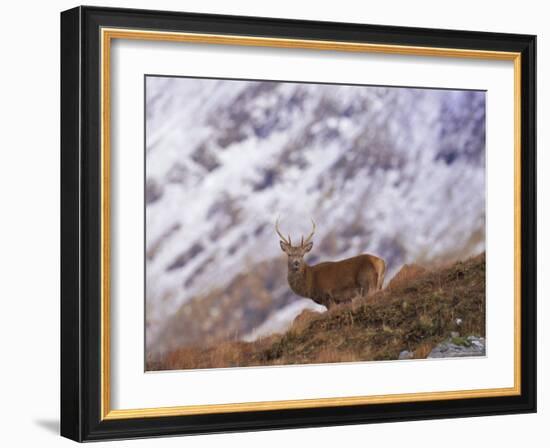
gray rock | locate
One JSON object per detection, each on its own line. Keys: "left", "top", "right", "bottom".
{"left": 450, "top": 331, "right": 460, "bottom": 338}
{"left": 427, "top": 336, "right": 486, "bottom": 358}
{"left": 467, "top": 336, "right": 485, "bottom": 349}
{"left": 398, "top": 350, "right": 414, "bottom": 360}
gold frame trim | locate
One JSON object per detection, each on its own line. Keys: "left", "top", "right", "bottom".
{"left": 100, "top": 28, "right": 522, "bottom": 420}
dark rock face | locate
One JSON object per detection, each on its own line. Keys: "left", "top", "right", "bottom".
{"left": 145, "top": 178, "right": 163, "bottom": 205}
{"left": 166, "top": 243, "right": 204, "bottom": 272}
{"left": 153, "top": 257, "right": 295, "bottom": 353}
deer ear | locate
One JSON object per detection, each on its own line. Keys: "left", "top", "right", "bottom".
{"left": 303, "top": 241, "right": 313, "bottom": 253}
{"left": 280, "top": 241, "right": 290, "bottom": 253}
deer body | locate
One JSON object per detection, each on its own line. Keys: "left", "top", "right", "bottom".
{"left": 276, "top": 219, "right": 386, "bottom": 308}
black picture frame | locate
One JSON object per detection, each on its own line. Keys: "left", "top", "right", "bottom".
{"left": 61, "top": 5, "right": 536, "bottom": 442}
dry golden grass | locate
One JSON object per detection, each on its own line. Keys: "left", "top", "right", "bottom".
{"left": 315, "top": 348, "right": 361, "bottom": 364}
{"left": 387, "top": 263, "right": 428, "bottom": 290}
{"left": 147, "top": 253, "right": 486, "bottom": 371}
{"left": 412, "top": 342, "right": 436, "bottom": 359}
{"left": 290, "top": 309, "right": 324, "bottom": 334}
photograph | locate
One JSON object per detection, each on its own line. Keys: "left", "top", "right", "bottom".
{"left": 144, "top": 76, "right": 487, "bottom": 371}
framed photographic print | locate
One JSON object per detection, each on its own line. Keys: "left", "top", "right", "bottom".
{"left": 60, "top": 6, "right": 537, "bottom": 442}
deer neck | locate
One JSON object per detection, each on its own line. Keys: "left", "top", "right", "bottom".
{"left": 287, "top": 264, "right": 311, "bottom": 298}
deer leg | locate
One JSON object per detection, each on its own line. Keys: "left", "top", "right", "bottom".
{"left": 364, "top": 270, "right": 379, "bottom": 297}
{"left": 325, "top": 292, "right": 336, "bottom": 309}
{"left": 376, "top": 260, "right": 386, "bottom": 291}
{"left": 357, "top": 270, "right": 370, "bottom": 298}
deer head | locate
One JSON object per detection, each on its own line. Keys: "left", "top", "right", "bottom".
{"left": 275, "top": 217, "right": 316, "bottom": 273}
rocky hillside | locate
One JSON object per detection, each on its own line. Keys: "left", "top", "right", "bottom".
{"left": 145, "top": 76, "right": 486, "bottom": 358}
{"left": 147, "top": 253, "right": 486, "bottom": 370}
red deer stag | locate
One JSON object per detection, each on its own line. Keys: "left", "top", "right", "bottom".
{"left": 276, "top": 218, "right": 386, "bottom": 308}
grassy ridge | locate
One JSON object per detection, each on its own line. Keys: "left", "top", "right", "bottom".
{"left": 148, "top": 253, "right": 485, "bottom": 371}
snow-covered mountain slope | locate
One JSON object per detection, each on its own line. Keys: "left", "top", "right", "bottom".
{"left": 145, "top": 76, "right": 485, "bottom": 357}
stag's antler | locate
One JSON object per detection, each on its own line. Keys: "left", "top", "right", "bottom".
{"left": 275, "top": 217, "right": 292, "bottom": 246}
{"left": 301, "top": 218, "right": 316, "bottom": 247}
